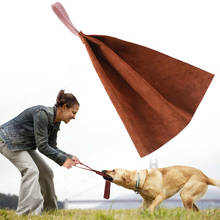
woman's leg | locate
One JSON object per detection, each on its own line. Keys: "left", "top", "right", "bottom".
{"left": 0, "top": 141, "right": 43, "bottom": 215}
{"left": 28, "top": 150, "right": 58, "bottom": 210}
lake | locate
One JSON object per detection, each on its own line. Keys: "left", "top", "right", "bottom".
{"left": 64, "top": 199, "right": 220, "bottom": 210}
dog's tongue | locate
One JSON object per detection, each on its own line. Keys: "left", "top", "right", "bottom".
{"left": 104, "top": 180, "right": 111, "bottom": 199}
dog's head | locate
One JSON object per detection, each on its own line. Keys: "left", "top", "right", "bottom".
{"left": 102, "top": 169, "right": 136, "bottom": 189}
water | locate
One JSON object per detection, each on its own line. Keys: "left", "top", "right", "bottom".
{"left": 65, "top": 199, "right": 220, "bottom": 210}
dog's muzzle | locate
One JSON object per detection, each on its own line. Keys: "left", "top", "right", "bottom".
{"left": 102, "top": 170, "right": 113, "bottom": 182}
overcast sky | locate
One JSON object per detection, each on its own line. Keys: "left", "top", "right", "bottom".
{"left": 0, "top": 0, "right": 220, "bottom": 201}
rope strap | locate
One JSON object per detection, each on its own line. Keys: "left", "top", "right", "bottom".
{"left": 51, "top": 2, "right": 80, "bottom": 37}
{"left": 75, "top": 162, "right": 111, "bottom": 199}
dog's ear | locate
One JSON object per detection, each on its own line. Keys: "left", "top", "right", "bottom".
{"left": 122, "top": 175, "right": 127, "bottom": 182}
{"left": 122, "top": 171, "right": 133, "bottom": 184}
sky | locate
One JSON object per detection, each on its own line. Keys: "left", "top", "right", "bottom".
{"left": 0, "top": 0, "right": 220, "bottom": 201}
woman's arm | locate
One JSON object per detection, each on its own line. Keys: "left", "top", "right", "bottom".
{"left": 33, "top": 109, "right": 69, "bottom": 166}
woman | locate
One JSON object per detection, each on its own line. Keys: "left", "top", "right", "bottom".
{"left": 0, "top": 90, "right": 80, "bottom": 215}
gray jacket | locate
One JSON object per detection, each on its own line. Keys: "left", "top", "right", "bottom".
{"left": 0, "top": 105, "right": 72, "bottom": 166}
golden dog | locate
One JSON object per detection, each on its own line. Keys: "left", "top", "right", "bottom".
{"left": 103, "top": 166, "right": 220, "bottom": 211}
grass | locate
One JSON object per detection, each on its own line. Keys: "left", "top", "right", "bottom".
{"left": 1, "top": 208, "right": 220, "bottom": 220}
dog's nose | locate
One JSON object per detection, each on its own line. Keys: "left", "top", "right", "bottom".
{"left": 102, "top": 170, "right": 107, "bottom": 174}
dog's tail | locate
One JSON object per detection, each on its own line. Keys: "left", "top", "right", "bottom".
{"left": 207, "top": 178, "right": 220, "bottom": 188}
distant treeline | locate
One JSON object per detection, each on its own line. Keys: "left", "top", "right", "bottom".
{"left": 0, "top": 193, "right": 64, "bottom": 210}
{"left": 0, "top": 193, "right": 18, "bottom": 210}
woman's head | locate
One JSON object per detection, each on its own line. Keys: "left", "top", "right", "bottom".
{"left": 55, "top": 89, "right": 79, "bottom": 108}
{"left": 55, "top": 90, "right": 80, "bottom": 123}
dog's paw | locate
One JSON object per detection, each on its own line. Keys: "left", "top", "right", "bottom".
{"left": 137, "top": 207, "right": 147, "bottom": 215}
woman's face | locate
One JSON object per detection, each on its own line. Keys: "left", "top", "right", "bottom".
{"left": 60, "top": 104, "right": 79, "bottom": 124}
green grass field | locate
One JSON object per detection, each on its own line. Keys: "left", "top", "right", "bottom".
{"left": 1, "top": 208, "right": 220, "bottom": 220}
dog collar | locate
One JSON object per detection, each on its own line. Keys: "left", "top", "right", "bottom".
{"left": 135, "top": 170, "right": 146, "bottom": 194}
{"left": 135, "top": 172, "right": 140, "bottom": 194}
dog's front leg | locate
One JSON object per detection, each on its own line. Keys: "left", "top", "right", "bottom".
{"left": 140, "top": 199, "right": 151, "bottom": 211}
{"left": 148, "top": 194, "right": 165, "bottom": 212}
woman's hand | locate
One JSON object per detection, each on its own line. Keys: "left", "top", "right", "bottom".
{"left": 63, "top": 156, "right": 80, "bottom": 169}
{"left": 63, "top": 158, "right": 76, "bottom": 169}
{"left": 71, "top": 155, "right": 80, "bottom": 164}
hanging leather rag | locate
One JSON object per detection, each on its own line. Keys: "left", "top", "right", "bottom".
{"left": 52, "top": 2, "right": 214, "bottom": 157}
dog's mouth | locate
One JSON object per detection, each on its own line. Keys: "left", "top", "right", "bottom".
{"left": 102, "top": 170, "right": 113, "bottom": 182}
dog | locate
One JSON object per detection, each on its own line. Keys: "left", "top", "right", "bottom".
{"left": 102, "top": 166, "right": 220, "bottom": 211}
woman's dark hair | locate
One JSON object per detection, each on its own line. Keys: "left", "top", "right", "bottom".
{"left": 55, "top": 90, "right": 79, "bottom": 108}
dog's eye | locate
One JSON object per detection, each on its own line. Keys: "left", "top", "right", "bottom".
{"left": 112, "top": 169, "right": 115, "bottom": 172}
